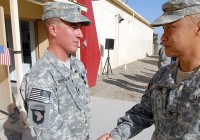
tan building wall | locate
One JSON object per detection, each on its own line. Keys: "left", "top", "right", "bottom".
{"left": 37, "top": 20, "right": 48, "bottom": 58}
{"left": 92, "top": 0, "right": 154, "bottom": 72}
{"left": 0, "top": 0, "right": 47, "bottom": 119}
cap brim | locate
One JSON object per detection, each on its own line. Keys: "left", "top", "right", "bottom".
{"left": 60, "top": 15, "right": 91, "bottom": 26}
{"left": 151, "top": 15, "right": 184, "bottom": 27}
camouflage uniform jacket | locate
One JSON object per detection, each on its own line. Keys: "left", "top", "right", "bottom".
{"left": 110, "top": 61, "right": 200, "bottom": 140}
{"left": 20, "top": 50, "right": 91, "bottom": 140}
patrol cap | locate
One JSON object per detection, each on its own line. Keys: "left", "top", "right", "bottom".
{"left": 42, "top": 1, "right": 91, "bottom": 26}
{"left": 151, "top": 0, "right": 200, "bottom": 27}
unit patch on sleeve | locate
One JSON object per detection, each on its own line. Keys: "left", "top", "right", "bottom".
{"left": 28, "top": 101, "right": 51, "bottom": 128}
{"left": 31, "top": 104, "right": 45, "bottom": 124}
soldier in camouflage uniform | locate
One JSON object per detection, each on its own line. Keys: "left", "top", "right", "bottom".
{"left": 98, "top": 0, "right": 200, "bottom": 140}
{"left": 20, "top": 1, "right": 91, "bottom": 140}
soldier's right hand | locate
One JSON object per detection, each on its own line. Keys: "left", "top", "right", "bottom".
{"left": 97, "top": 133, "right": 114, "bottom": 140}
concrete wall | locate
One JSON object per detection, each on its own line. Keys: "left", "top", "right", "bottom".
{"left": 92, "top": 0, "right": 153, "bottom": 71}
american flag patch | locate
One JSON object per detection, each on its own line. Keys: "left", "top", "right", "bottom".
{"left": 30, "top": 88, "right": 51, "bottom": 103}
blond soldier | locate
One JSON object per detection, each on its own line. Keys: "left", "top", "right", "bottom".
{"left": 20, "top": 1, "right": 91, "bottom": 139}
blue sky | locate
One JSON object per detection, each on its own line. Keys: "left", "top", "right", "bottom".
{"left": 127, "top": 0, "right": 168, "bottom": 43}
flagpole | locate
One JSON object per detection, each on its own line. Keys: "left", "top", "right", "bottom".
{"left": 9, "top": 0, "right": 26, "bottom": 130}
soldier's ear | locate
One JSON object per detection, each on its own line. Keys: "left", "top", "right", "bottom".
{"left": 196, "top": 21, "right": 200, "bottom": 36}
{"left": 49, "top": 24, "right": 57, "bottom": 37}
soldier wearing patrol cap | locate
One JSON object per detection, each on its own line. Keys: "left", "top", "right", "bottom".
{"left": 20, "top": 1, "right": 91, "bottom": 140}
{"left": 98, "top": 0, "right": 200, "bottom": 139}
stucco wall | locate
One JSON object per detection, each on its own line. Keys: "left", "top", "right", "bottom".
{"left": 92, "top": 0, "right": 153, "bottom": 71}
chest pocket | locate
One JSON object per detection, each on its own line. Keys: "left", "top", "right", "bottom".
{"left": 151, "top": 86, "right": 168, "bottom": 118}
{"left": 175, "top": 86, "right": 200, "bottom": 138}
{"left": 56, "top": 73, "right": 89, "bottom": 113}
{"left": 151, "top": 86, "right": 170, "bottom": 133}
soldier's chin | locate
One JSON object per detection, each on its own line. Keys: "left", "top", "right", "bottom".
{"left": 70, "top": 49, "right": 78, "bottom": 55}
{"left": 73, "top": 44, "right": 79, "bottom": 49}
{"left": 165, "top": 52, "right": 172, "bottom": 57}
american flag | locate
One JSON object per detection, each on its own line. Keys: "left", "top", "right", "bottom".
{"left": 30, "top": 88, "right": 50, "bottom": 103}
{"left": 0, "top": 46, "right": 11, "bottom": 65}
{"left": 0, "top": 45, "right": 4, "bottom": 54}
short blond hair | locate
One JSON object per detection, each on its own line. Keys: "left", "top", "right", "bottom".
{"left": 43, "top": 18, "right": 61, "bottom": 36}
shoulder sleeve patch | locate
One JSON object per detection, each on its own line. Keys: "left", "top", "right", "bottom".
{"left": 30, "top": 88, "right": 51, "bottom": 103}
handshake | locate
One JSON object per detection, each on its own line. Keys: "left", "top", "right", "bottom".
{"left": 97, "top": 133, "right": 114, "bottom": 140}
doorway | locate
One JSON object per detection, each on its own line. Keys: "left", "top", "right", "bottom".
{"left": 5, "top": 19, "right": 36, "bottom": 81}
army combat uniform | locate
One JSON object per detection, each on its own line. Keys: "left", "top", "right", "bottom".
{"left": 20, "top": 50, "right": 91, "bottom": 140}
{"left": 110, "top": 61, "right": 200, "bottom": 140}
